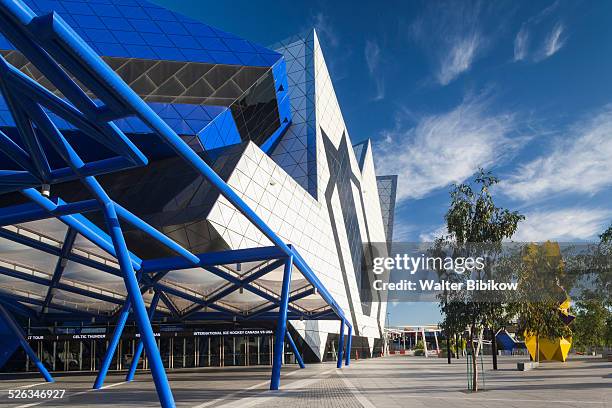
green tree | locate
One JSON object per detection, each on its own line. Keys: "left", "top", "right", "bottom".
{"left": 596, "top": 223, "right": 612, "bottom": 306}
{"left": 572, "top": 300, "right": 610, "bottom": 353}
{"left": 438, "top": 169, "right": 524, "bottom": 391}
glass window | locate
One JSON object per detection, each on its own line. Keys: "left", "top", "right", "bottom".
{"left": 184, "top": 338, "right": 195, "bottom": 368}
{"left": 173, "top": 337, "right": 184, "bottom": 369}
{"left": 210, "top": 336, "right": 221, "bottom": 367}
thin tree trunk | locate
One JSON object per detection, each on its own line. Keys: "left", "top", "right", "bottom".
{"left": 491, "top": 327, "right": 498, "bottom": 370}
{"left": 447, "top": 331, "right": 451, "bottom": 364}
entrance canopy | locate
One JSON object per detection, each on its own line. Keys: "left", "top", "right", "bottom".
{"left": 0, "top": 218, "right": 338, "bottom": 322}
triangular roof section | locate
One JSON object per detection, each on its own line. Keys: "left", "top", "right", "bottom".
{"left": 352, "top": 139, "right": 370, "bottom": 171}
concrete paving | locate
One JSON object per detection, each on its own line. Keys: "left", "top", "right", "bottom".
{"left": 0, "top": 355, "right": 610, "bottom": 407}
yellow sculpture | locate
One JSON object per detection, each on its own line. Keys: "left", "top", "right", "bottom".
{"left": 524, "top": 299, "right": 574, "bottom": 362}
{"left": 522, "top": 243, "right": 574, "bottom": 362}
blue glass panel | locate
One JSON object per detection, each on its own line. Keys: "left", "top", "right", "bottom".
{"left": 61, "top": 1, "right": 95, "bottom": 15}
{"left": 112, "top": 30, "right": 144, "bottom": 45}
{"left": 93, "top": 4, "right": 121, "bottom": 17}
{"left": 100, "top": 16, "right": 130, "bottom": 31}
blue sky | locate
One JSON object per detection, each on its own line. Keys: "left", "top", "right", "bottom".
{"left": 152, "top": 0, "right": 612, "bottom": 326}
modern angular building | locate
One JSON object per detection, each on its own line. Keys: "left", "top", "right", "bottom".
{"left": 0, "top": 0, "right": 397, "bottom": 381}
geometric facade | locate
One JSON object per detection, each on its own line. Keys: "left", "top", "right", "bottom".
{"left": 376, "top": 174, "right": 398, "bottom": 244}
{"left": 0, "top": 0, "right": 397, "bottom": 386}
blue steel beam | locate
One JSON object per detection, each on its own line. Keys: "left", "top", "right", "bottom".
{"left": 0, "top": 291, "right": 99, "bottom": 316}
{"left": 337, "top": 320, "right": 345, "bottom": 369}
{"left": 0, "top": 264, "right": 125, "bottom": 305}
{"left": 0, "top": 227, "right": 121, "bottom": 276}
{"left": 270, "top": 255, "right": 293, "bottom": 390}
{"left": 0, "top": 69, "right": 51, "bottom": 181}
{"left": 0, "top": 19, "right": 147, "bottom": 167}
{"left": 290, "top": 247, "right": 352, "bottom": 330}
{"left": 0, "top": 303, "right": 54, "bottom": 382}
{"left": 0, "top": 297, "right": 37, "bottom": 319}
{"left": 0, "top": 200, "right": 99, "bottom": 226}
{"left": 183, "top": 259, "right": 285, "bottom": 317}
{"left": 93, "top": 298, "right": 131, "bottom": 389}
{"left": 345, "top": 325, "right": 352, "bottom": 366}
{"left": 22, "top": 189, "right": 142, "bottom": 269}
{"left": 126, "top": 291, "right": 160, "bottom": 382}
{"left": 0, "top": 128, "right": 39, "bottom": 175}
{"left": 114, "top": 203, "right": 199, "bottom": 265}
{"left": 41, "top": 227, "right": 77, "bottom": 314}
{"left": 246, "top": 288, "right": 316, "bottom": 320}
{"left": 158, "top": 290, "right": 180, "bottom": 319}
{"left": 285, "top": 330, "right": 305, "bottom": 369}
{"left": 99, "top": 202, "right": 175, "bottom": 407}
{"left": 141, "top": 246, "right": 285, "bottom": 273}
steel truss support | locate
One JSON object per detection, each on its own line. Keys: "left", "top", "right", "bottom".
{"left": 345, "top": 325, "right": 352, "bottom": 366}
{"left": 337, "top": 319, "right": 345, "bottom": 369}
{"left": 127, "top": 291, "right": 161, "bottom": 381}
{"left": 285, "top": 329, "right": 305, "bottom": 369}
{"left": 0, "top": 303, "right": 54, "bottom": 382}
{"left": 98, "top": 195, "right": 175, "bottom": 407}
{"left": 41, "top": 227, "right": 76, "bottom": 314}
{"left": 270, "top": 255, "right": 293, "bottom": 390}
{"left": 93, "top": 298, "right": 131, "bottom": 389}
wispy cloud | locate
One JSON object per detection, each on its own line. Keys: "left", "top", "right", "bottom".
{"left": 409, "top": 1, "right": 486, "bottom": 86}
{"left": 392, "top": 222, "right": 415, "bottom": 241}
{"left": 374, "top": 93, "right": 527, "bottom": 202}
{"left": 540, "top": 21, "right": 566, "bottom": 59}
{"left": 438, "top": 33, "right": 482, "bottom": 86}
{"left": 364, "top": 39, "right": 385, "bottom": 101}
{"left": 513, "top": 207, "right": 610, "bottom": 241}
{"left": 513, "top": 26, "right": 529, "bottom": 61}
{"left": 512, "top": 1, "right": 567, "bottom": 63}
{"left": 418, "top": 225, "right": 449, "bottom": 242}
{"left": 500, "top": 105, "right": 612, "bottom": 201}
{"left": 312, "top": 12, "right": 339, "bottom": 48}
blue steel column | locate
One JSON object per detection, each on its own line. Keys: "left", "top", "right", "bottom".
{"left": 337, "top": 320, "right": 345, "bottom": 369}
{"left": 93, "top": 298, "right": 131, "bottom": 389}
{"left": 285, "top": 330, "right": 305, "bottom": 369}
{"left": 126, "top": 291, "right": 160, "bottom": 381}
{"left": 270, "top": 255, "right": 293, "bottom": 390}
{"left": 345, "top": 325, "right": 352, "bottom": 366}
{"left": 100, "top": 200, "right": 175, "bottom": 407}
{"left": 0, "top": 303, "right": 54, "bottom": 382}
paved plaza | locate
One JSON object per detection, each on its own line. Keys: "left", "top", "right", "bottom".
{"left": 0, "top": 355, "right": 610, "bottom": 407}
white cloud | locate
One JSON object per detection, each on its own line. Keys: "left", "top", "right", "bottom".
{"left": 418, "top": 225, "right": 449, "bottom": 242}
{"left": 437, "top": 32, "right": 481, "bottom": 85}
{"left": 541, "top": 21, "right": 566, "bottom": 59}
{"left": 392, "top": 222, "right": 414, "bottom": 241}
{"left": 409, "top": 1, "right": 485, "bottom": 86}
{"left": 312, "top": 12, "right": 339, "bottom": 48}
{"left": 500, "top": 106, "right": 612, "bottom": 201}
{"left": 513, "top": 208, "right": 610, "bottom": 241}
{"left": 513, "top": 26, "right": 529, "bottom": 61}
{"left": 512, "top": 1, "right": 567, "bottom": 63}
{"left": 374, "top": 94, "right": 526, "bottom": 202}
{"left": 365, "top": 40, "right": 385, "bottom": 101}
